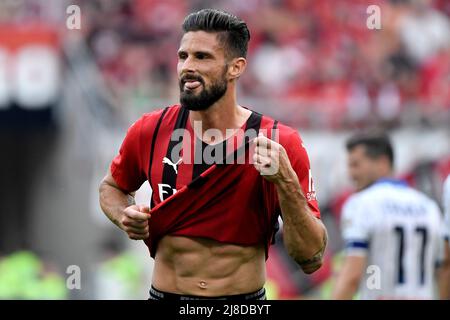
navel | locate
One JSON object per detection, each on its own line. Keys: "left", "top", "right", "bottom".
{"left": 198, "top": 281, "right": 208, "bottom": 289}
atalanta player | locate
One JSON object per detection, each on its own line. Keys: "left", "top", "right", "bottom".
{"left": 99, "top": 9, "right": 327, "bottom": 301}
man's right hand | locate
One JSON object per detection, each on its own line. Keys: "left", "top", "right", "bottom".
{"left": 120, "top": 205, "right": 151, "bottom": 240}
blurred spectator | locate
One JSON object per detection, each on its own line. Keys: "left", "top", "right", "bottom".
{"left": 67, "top": 0, "right": 450, "bottom": 128}
{"left": 398, "top": 0, "right": 450, "bottom": 64}
{"left": 0, "top": 251, "right": 67, "bottom": 299}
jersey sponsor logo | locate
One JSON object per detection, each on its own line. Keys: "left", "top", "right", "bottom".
{"left": 157, "top": 183, "right": 177, "bottom": 201}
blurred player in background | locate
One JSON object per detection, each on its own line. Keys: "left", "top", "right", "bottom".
{"left": 99, "top": 9, "right": 326, "bottom": 300}
{"left": 440, "top": 175, "right": 450, "bottom": 299}
{"left": 333, "top": 132, "right": 446, "bottom": 299}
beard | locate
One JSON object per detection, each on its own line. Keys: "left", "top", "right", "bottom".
{"left": 179, "top": 71, "right": 228, "bottom": 111}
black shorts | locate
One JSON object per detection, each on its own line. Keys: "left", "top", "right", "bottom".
{"left": 148, "top": 286, "right": 267, "bottom": 301}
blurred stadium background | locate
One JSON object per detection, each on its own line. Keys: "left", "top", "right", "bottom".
{"left": 0, "top": 0, "right": 448, "bottom": 299}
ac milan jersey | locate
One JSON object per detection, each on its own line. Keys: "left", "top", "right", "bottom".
{"left": 111, "top": 105, "right": 320, "bottom": 258}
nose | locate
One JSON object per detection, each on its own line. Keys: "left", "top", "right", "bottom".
{"left": 179, "top": 56, "right": 196, "bottom": 75}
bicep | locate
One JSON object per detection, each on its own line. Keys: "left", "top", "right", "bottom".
{"left": 102, "top": 168, "right": 119, "bottom": 188}
{"left": 284, "top": 131, "right": 321, "bottom": 218}
{"left": 101, "top": 168, "right": 136, "bottom": 197}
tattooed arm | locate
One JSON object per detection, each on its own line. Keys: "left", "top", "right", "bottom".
{"left": 253, "top": 134, "right": 327, "bottom": 274}
{"left": 276, "top": 176, "right": 328, "bottom": 274}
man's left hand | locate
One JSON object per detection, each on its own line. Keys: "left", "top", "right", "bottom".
{"left": 252, "top": 132, "right": 294, "bottom": 184}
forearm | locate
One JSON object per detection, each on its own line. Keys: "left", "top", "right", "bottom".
{"left": 332, "top": 273, "right": 359, "bottom": 300}
{"left": 331, "top": 255, "right": 366, "bottom": 300}
{"left": 276, "top": 170, "right": 327, "bottom": 270}
{"left": 99, "top": 181, "right": 135, "bottom": 230}
{"left": 438, "top": 267, "right": 450, "bottom": 299}
{"left": 438, "top": 243, "right": 450, "bottom": 299}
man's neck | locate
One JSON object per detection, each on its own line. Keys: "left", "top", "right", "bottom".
{"left": 188, "top": 93, "right": 251, "bottom": 143}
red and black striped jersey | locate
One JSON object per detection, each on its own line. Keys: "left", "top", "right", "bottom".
{"left": 111, "top": 105, "right": 320, "bottom": 258}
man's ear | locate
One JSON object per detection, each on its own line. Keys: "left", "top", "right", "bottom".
{"left": 379, "top": 156, "right": 392, "bottom": 175}
{"left": 227, "top": 57, "right": 247, "bottom": 81}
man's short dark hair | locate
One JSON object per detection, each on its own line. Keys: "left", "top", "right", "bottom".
{"left": 182, "top": 9, "right": 250, "bottom": 59}
{"left": 346, "top": 131, "right": 394, "bottom": 166}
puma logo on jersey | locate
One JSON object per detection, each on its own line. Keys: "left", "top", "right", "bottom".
{"left": 162, "top": 157, "right": 182, "bottom": 174}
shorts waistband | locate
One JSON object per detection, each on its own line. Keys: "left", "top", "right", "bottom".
{"left": 149, "top": 285, "right": 266, "bottom": 301}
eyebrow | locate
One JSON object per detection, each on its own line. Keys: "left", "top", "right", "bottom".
{"left": 177, "top": 49, "right": 215, "bottom": 57}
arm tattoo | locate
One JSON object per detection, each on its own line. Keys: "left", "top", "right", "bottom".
{"left": 298, "top": 231, "right": 328, "bottom": 267}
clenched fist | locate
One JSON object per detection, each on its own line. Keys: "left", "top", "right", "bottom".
{"left": 120, "top": 205, "right": 151, "bottom": 240}
{"left": 253, "top": 132, "right": 294, "bottom": 184}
